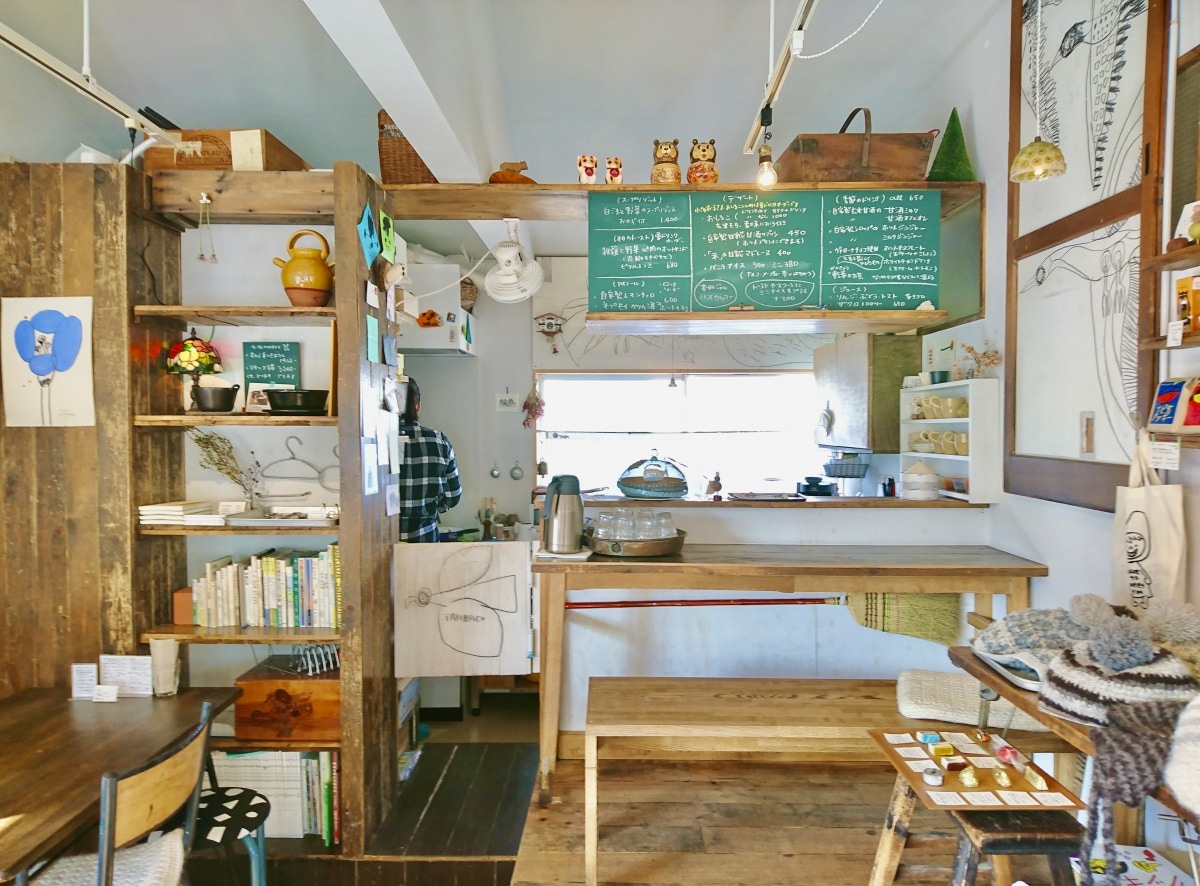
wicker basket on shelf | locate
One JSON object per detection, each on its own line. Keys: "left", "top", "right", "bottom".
{"left": 377, "top": 109, "right": 438, "bottom": 184}
{"left": 460, "top": 278, "right": 478, "bottom": 312}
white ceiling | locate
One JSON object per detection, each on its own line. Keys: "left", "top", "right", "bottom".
{"left": 0, "top": 0, "right": 1004, "bottom": 258}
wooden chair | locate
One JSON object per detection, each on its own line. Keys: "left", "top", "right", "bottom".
{"left": 947, "top": 808, "right": 1083, "bottom": 886}
{"left": 32, "top": 701, "right": 214, "bottom": 886}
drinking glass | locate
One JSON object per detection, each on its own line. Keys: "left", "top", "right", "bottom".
{"left": 634, "top": 511, "right": 655, "bottom": 539}
{"left": 654, "top": 512, "right": 675, "bottom": 538}
{"left": 614, "top": 508, "right": 634, "bottom": 539}
{"left": 595, "top": 512, "right": 615, "bottom": 538}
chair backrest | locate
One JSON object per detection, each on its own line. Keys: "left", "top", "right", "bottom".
{"left": 95, "top": 700, "right": 214, "bottom": 885}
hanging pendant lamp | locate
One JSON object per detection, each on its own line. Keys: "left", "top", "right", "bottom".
{"left": 1010, "top": 0, "right": 1065, "bottom": 182}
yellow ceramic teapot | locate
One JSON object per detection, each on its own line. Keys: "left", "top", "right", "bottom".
{"left": 274, "top": 229, "right": 334, "bottom": 307}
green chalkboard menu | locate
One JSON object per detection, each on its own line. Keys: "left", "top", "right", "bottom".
{"left": 588, "top": 189, "right": 941, "bottom": 313}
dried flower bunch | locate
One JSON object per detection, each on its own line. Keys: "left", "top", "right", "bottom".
{"left": 961, "top": 340, "right": 1002, "bottom": 374}
{"left": 186, "top": 428, "right": 262, "bottom": 500}
{"left": 522, "top": 385, "right": 544, "bottom": 428}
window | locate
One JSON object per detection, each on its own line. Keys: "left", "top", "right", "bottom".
{"left": 534, "top": 372, "right": 824, "bottom": 495}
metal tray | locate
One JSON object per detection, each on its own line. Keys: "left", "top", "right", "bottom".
{"left": 225, "top": 506, "right": 340, "bottom": 528}
{"left": 584, "top": 528, "right": 686, "bottom": 557}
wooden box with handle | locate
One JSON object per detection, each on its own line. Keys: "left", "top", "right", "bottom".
{"left": 234, "top": 655, "right": 340, "bottom": 742}
{"left": 775, "top": 107, "right": 937, "bottom": 182}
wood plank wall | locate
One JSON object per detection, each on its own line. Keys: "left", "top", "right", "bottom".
{"left": 333, "top": 162, "right": 401, "bottom": 854}
{"left": 0, "top": 164, "right": 184, "bottom": 699}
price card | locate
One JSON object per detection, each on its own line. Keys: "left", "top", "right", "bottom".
{"left": 1149, "top": 438, "right": 1182, "bottom": 471}
{"left": 1167, "top": 319, "right": 1186, "bottom": 347}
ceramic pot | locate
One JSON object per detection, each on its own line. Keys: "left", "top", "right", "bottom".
{"left": 273, "top": 229, "right": 334, "bottom": 307}
{"left": 194, "top": 384, "right": 239, "bottom": 412}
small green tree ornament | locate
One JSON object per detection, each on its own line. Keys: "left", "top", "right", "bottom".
{"left": 927, "top": 107, "right": 976, "bottom": 182}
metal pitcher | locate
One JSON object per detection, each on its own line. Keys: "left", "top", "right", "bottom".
{"left": 543, "top": 475, "right": 584, "bottom": 554}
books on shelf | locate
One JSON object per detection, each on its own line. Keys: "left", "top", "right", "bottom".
{"left": 138, "top": 500, "right": 224, "bottom": 526}
{"left": 209, "top": 750, "right": 339, "bottom": 844}
{"left": 189, "top": 544, "right": 342, "bottom": 628}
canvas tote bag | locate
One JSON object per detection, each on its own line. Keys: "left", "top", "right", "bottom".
{"left": 1112, "top": 429, "right": 1186, "bottom": 610}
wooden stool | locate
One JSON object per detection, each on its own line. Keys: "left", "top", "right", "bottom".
{"left": 947, "top": 808, "right": 1083, "bottom": 886}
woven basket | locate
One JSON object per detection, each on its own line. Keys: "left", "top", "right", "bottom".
{"left": 460, "top": 279, "right": 478, "bottom": 313}
{"left": 377, "top": 110, "right": 438, "bottom": 184}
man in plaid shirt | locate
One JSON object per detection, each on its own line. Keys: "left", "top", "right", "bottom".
{"left": 398, "top": 379, "right": 462, "bottom": 542}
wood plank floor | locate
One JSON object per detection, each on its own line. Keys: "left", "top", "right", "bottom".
{"left": 512, "top": 759, "right": 1064, "bottom": 886}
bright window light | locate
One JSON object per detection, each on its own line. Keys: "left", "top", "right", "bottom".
{"left": 535, "top": 373, "right": 825, "bottom": 495}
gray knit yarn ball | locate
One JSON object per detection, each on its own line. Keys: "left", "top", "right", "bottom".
{"left": 1143, "top": 602, "right": 1200, "bottom": 646}
{"left": 1090, "top": 616, "right": 1155, "bottom": 672}
{"left": 1069, "top": 593, "right": 1119, "bottom": 628}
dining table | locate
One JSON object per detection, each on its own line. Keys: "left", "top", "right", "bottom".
{"left": 0, "top": 686, "right": 241, "bottom": 883}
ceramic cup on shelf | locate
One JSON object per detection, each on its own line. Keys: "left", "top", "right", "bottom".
{"left": 955, "top": 432, "right": 969, "bottom": 455}
{"left": 943, "top": 397, "right": 965, "bottom": 417}
{"left": 930, "top": 432, "right": 945, "bottom": 453}
{"left": 942, "top": 435, "right": 958, "bottom": 455}
{"left": 924, "top": 396, "right": 944, "bottom": 418}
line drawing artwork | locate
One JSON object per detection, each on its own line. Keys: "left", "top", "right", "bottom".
{"left": 1019, "top": 215, "right": 1140, "bottom": 459}
{"left": 1019, "top": 0, "right": 1147, "bottom": 229}
{"left": 1, "top": 296, "right": 95, "bottom": 427}
{"left": 547, "top": 295, "right": 828, "bottom": 370}
{"left": 404, "top": 545, "right": 518, "bottom": 658}
{"left": 1123, "top": 509, "right": 1152, "bottom": 608}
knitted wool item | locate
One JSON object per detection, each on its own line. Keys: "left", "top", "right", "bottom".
{"left": 1142, "top": 601, "right": 1200, "bottom": 646}
{"left": 1038, "top": 642, "right": 1199, "bottom": 726}
{"left": 976, "top": 602, "right": 1096, "bottom": 679}
{"left": 1079, "top": 701, "right": 1185, "bottom": 886}
{"left": 1164, "top": 694, "right": 1200, "bottom": 821}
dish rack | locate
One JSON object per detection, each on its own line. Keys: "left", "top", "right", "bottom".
{"left": 823, "top": 459, "right": 869, "bottom": 479}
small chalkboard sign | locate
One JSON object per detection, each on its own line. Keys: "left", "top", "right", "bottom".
{"left": 588, "top": 189, "right": 941, "bottom": 313}
{"left": 243, "top": 341, "right": 301, "bottom": 413}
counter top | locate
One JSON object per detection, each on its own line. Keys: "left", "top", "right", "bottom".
{"left": 531, "top": 543, "right": 1048, "bottom": 576}
{"left": 548, "top": 495, "right": 987, "bottom": 509}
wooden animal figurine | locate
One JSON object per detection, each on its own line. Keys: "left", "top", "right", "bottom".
{"left": 687, "top": 138, "right": 719, "bottom": 184}
{"left": 577, "top": 154, "right": 598, "bottom": 184}
{"left": 650, "top": 139, "right": 681, "bottom": 184}
{"left": 605, "top": 156, "right": 623, "bottom": 185}
{"left": 488, "top": 160, "right": 536, "bottom": 184}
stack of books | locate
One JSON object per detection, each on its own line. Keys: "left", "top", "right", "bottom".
{"left": 138, "top": 501, "right": 225, "bottom": 526}
{"left": 209, "top": 750, "right": 339, "bottom": 845}
{"left": 191, "top": 544, "right": 341, "bottom": 628}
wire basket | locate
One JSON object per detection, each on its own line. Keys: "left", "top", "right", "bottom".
{"left": 377, "top": 109, "right": 438, "bottom": 184}
{"left": 823, "top": 459, "right": 870, "bottom": 479}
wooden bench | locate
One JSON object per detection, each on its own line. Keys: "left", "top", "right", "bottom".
{"left": 584, "top": 676, "right": 1071, "bottom": 886}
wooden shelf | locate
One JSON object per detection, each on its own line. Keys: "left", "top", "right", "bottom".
{"left": 151, "top": 171, "right": 983, "bottom": 223}
{"left": 576, "top": 495, "right": 985, "bottom": 509}
{"left": 141, "top": 624, "right": 340, "bottom": 644}
{"left": 585, "top": 309, "right": 948, "bottom": 336}
{"left": 138, "top": 525, "right": 338, "bottom": 536}
{"left": 135, "top": 414, "right": 338, "bottom": 427}
{"left": 134, "top": 305, "right": 336, "bottom": 326}
{"left": 1143, "top": 242, "right": 1200, "bottom": 274}
{"left": 1140, "top": 330, "right": 1200, "bottom": 351}
{"left": 210, "top": 735, "right": 341, "bottom": 752}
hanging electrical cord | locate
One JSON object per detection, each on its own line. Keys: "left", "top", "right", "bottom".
{"left": 794, "top": 0, "right": 887, "bottom": 59}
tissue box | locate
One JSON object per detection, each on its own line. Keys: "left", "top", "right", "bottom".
{"left": 142, "top": 129, "right": 310, "bottom": 173}
{"left": 235, "top": 656, "right": 340, "bottom": 741}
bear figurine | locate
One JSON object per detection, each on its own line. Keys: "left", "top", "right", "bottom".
{"left": 686, "top": 138, "right": 719, "bottom": 184}
{"left": 649, "top": 139, "right": 681, "bottom": 185}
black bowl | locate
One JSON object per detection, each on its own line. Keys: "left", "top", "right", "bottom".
{"left": 266, "top": 389, "right": 329, "bottom": 414}
{"left": 803, "top": 476, "right": 824, "bottom": 485}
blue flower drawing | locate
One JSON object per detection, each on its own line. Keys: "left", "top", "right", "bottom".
{"left": 14, "top": 309, "right": 83, "bottom": 425}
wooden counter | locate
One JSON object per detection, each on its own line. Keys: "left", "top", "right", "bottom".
{"left": 572, "top": 495, "right": 987, "bottom": 509}
{"left": 531, "top": 544, "right": 1047, "bottom": 797}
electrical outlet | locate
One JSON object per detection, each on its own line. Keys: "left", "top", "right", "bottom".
{"left": 1080, "top": 411, "right": 1095, "bottom": 458}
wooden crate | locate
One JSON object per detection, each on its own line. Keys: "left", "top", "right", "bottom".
{"left": 142, "top": 129, "right": 311, "bottom": 173}
{"left": 776, "top": 107, "right": 935, "bottom": 182}
{"left": 235, "top": 656, "right": 340, "bottom": 741}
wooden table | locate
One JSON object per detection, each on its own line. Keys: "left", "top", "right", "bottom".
{"left": 0, "top": 686, "right": 241, "bottom": 883}
{"left": 532, "top": 544, "right": 1048, "bottom": 797}
{"left": 948, "top": 645, "right": 1197, "bottom": 827}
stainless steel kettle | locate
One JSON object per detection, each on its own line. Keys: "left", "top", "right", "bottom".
{"left": 543, "top": 475, "right": 584, "bottom": 554}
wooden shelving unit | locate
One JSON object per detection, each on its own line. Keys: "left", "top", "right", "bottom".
{"left": 138, "top": 525, "right": 339, "bottom": 536}
{"left": 134, "top": 414, "right": 338, "bottom": 427}
{"left": 134, "top": 304, "right": 336, "bottom": 326}
{"left": 584, "top": 309, "right": 948, "bottom": 336}
{"left": 1143, "top": 243, "right": 1200, "bottom": 274}
{"left": 210, "top": 736, "right": 341, "bottom": 752}
{"left": 141, "top": 624, "right": 340, "bottom": 644}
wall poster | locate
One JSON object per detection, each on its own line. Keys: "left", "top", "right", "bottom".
{"left": 1, "top": 296, "right": 95, "bottom": 427}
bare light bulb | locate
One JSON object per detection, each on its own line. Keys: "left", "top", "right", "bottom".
{"left": 756, "top": 144, "right": 778, "bottom": 191}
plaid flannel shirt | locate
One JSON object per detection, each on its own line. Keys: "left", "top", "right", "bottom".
{"left": 398, "top": 422, "right": 462, "bottom": 542}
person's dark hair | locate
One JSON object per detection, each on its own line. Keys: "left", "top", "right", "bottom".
{"left": 402, "top": 378, "right": 421, "bottom": 424}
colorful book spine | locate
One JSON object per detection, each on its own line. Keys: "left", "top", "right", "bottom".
{"left": 332, "top": 544, "right": 342, "bottom": 630}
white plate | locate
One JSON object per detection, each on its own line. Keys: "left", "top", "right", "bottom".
{"left": 224, "top": 507, "right": 339, "bottom": 527}
{"left": 970, "top": 642, "right": 1043, "bottom": 691}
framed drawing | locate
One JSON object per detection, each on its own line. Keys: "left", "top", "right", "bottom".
{"left": 1005, "top": 0, "right": 1169, "bottom": 511}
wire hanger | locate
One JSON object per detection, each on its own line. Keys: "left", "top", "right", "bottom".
{"left": 260, "top": 436, "right": 339, "bottom": 493}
